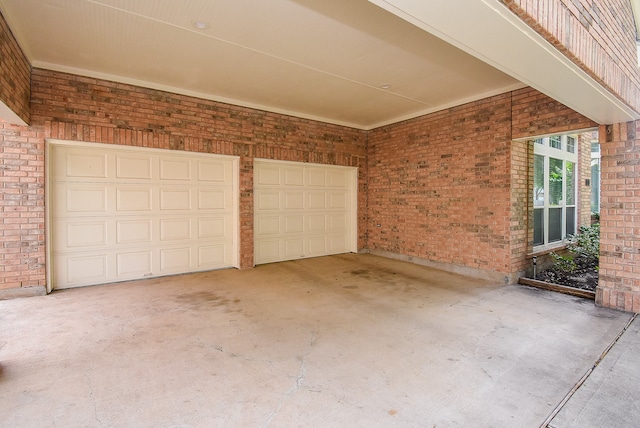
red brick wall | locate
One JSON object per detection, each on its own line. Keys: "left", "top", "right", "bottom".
{"left": 503, "top": 0, "right": 640, "bottom": 114}
{"left": 0, "top": 10, "right": 30, "bottom": 124}
{"left": 0, "top": 120, "right": 45, "bottom": 290}
{"left": 597, "top": 121, "right": 640, "bottom": 312}
{"left": 368, "top": 89, "right": 597, "bottom": 281}
{"left": 1, "top": 69, "right": 368, "bottom": 291}
{"left": 578, "top": 132, "right": 593, "bottom": 227}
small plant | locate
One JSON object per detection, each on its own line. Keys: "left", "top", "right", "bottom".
{"left": 550, "top": 223, "right": 599, "bottom": 274}
{"left": 567, "top": 223, "right": 600, "bottom": 264}
{"left": 550, "top": 252, "right": 577, "bottom": 273}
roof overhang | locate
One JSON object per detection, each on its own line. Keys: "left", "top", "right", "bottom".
{"left": 370, "top": 0, "right": 640, "bottom": 124}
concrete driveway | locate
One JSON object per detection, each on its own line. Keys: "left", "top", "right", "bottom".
{"left": 0, "top": 254, "right": 636, "bottom": 427}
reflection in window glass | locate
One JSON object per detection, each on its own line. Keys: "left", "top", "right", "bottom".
{"left": 550, "top": 136, "right": 562, "bottom": 149}
{"left": 567, "top": 136, "right": 576, "bottom": 153}
{"left": 534, "top": 154, "right": 545, "bottom": 207}
{"left": 534, "top": 209, "right": 544, "bottom": 246}
{"left": 549, "top": 208, "right": 563, "bottom": 242}
{"left": 549, "top": 158, "right": 563, "bottom": 205}
{"left": 566, "top": 162, "right": 575, "bottom": 205}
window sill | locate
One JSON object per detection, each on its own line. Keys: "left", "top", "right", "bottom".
{"left": 529, "top": 241, "right": 569, "bottom": 257}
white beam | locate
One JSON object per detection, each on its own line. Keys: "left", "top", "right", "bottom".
{"left": 369, "top": 0, "right": 640, "bottom": 124}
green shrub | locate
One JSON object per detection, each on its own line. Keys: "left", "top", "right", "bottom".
{"left": 568, "top": 223, "right": 600, "bottom": 263}
{"left": 550, "top": 223, "right": 599, "bottom": 273}
{"left": 550, "top": 252, "right": 577, "bottom": 273}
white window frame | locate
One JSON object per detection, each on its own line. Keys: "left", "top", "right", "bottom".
{"left": 533, "top": 134, "right": 578, "bottom": 251}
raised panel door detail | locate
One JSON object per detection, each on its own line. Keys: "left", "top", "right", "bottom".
{"left": 257, "top": 192, "right": 280, "bottom": 211}
{"left": 284, "top": 167, "right": 304, "bottom": 186}
{"left": 198, "top": 217, "right": 226, "bottom": 238}
{"left": 329, "top": 192, "right": 347, "bottom": 209}
{"left": 67, "top": 221, "right": 107, "bottom": 248}
{"left": 160, "top": 189, "right": 191, "bottom": 210}
{"left": 117, "top": 155, "right": 152, "bottom": 179}
{"left": 284, "top": 238, "right": 304, "bottom": 258}
{"left": 116, "top": 251, "right": 152, "bottom": 276}
{"left": 308, "top": 169, "right": 326, "bottom": 186}
{"left": 160, "top": 247, "right": 191, "bottom": 271}
{"left": 160, "top": 218, "right": 191, "bottom": 241}
{"left": 66, "top": 188, "right": 107, "bottom": 212}
{"left": 308, "top": 192, "right": 326, "bottom": 210}
{"left": 66, "top": 153, "right": 107, "bottom": 178}
{"left": 328, "top": 170, "right": 348, "bottom": 187}
{"left": 256, "top": 165, "right": 280, "bottom": 186}
{"left": 198, "top": 245, "right": 226, "bottom": 266}
{"left": 197, "top": 161, "right": 227, "bottom": 182}
{"left": 284, "top": 215, "right": 304, "bottom": 234}
{"left": 66, "top": 255, "right": 108, "bottom": 282}
{"left": 285, "top": 192, "right": 304, "bottom": 210}
{"left": 117, "top": 188, "right": 153, "bottom": 211}
{"left": 198, "top": 189, "right": 227, "bottom": 210}
{"left": 308, "top": 215, "right": 326, "bottom": 232}
{"left": 116, "top": 220, "right": 153, "bottom": 244}
{"left": 160, "top": 159, "right": 191, "bottom": 181}
{"left": 308, "top": 236, "right": 327, "bottom": 255}
{"left": 256, "top": 217, "right": 280, "bottom": 235}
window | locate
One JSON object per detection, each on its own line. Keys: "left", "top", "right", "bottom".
{"left": 533, "top": 134, "right": 578, "bottom": 248}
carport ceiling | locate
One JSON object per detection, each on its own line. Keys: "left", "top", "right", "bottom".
{"left": 1, "top": 0, "right": 637, "bottom": 129}
{"left": 0, "top": 0, "right": 525, "bottom": 129}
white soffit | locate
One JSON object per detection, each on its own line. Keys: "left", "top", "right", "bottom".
{"left": 369, "top": 0, "right": 640, "bottom": 124}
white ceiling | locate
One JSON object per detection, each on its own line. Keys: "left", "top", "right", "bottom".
{"left": 0, "top": 0, "right": 637, "bottom": 130}
{"left": 0, "top": 0, "right": 526, "bottom": 129}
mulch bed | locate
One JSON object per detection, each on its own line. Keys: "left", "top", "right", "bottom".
{"left": 535, "top": 257, "right": 598, "bottom": 292}
{"left": 518, "top": 257, "right": 598, "bottom": 300}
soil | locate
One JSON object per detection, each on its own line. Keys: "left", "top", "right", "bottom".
{"left": 535, "top": 257, "right": 599, "bottom": 292}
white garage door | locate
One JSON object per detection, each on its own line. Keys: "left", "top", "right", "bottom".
{"left": 48, "top": 140, "right": 238, "bottom": 289}
{"left": 254, "top": 159, "right": 357, "bottom": 264}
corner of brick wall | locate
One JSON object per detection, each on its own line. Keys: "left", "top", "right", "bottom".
{"left": 596, "top": 121, "right": 640, "bottom": 313}
{"left": 0, "top": 11, "right": 31, "bottom": 124}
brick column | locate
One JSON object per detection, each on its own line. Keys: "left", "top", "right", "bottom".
{"left": 596, "top": 121, "right": 640, "bottom": 312}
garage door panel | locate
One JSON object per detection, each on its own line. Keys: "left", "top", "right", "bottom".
{"left": 65, "top": 186, "right": 108, "bottom": 213}
{"left": 328, "top": 170, "right": 348, "bottom": 187}
{"left": 65, "top": 152, "right": 108, "bottom": 179}
{"left": 284, "top": 215, "right": 304, "bottom": 233}
{"left": 255, "top": 164, "right": 281, "bottom": 186}
{"left": 255, "top": 216, "right": 280, "bottom": 236}
{"left": 197, "top": 244, "right": 227, "bottom": 267}
{"left": 197, "top": 160, "right": 231, "bottom": 182}
{"left": 307, "top": 168, "right": 326, "bottom": 186}
{"left": 257, "top": 192, "right": 280, "bottom": 211}
{"left": 307, "top": 236, "right": 327, "bottom": 255}
{"left": 198, "top": 217, "right": 227, "bottom": 238}
{"left": 116, "top": 251, "right": 152, "bottom": 277}
{"left": 160, "top": 218, "right": 191, "bottom": 241}
{"left": 160, "top": 188, "right": 191, "bottom": 210}
{"left": 116, "top": 219, "right": 153, "bottom": 244}
{"left": 64, "top": 254, "right": 109, "bottom": 284}
{"left": 308, "top": 214, "right": 326, "bottom": 232}
{"left": 284, "top": 167, "right": 305, "bottom": 186}
{"left": 117, "top": 187, "right": 153, "bottom": 212}
{"left": 116, "top": 155, "right": 152, "bottom": 179}
{"left": 254, "top": 160, "right": 356, "bottom": 265}
{"left": 329, "top": 192, "right": 347, "bottom": 209}
{"left": 66, "top": 220, "right": 108, "bottom": 248}
{"left": 50, "top": 142, "right": 238, "bottom": 289}
{"left": 160, "top": 158, "right": 191, "bottom": 181}
{"left": 327, "top": 213, "right": 347, "bottom": 231}
{"left": 284, "top": 238, "right": 304, "bottom": 258}
{"left": 284, "top": 192, "right": 304, "bottom": 210}
{"left": 198, "top": 189, "right": 230, "bottom": 210}
{"left": 159, "top": 247, "right": 192, "bottom": 272}
{"left": 307, "top": 192, "right": 326, "bottom": 210}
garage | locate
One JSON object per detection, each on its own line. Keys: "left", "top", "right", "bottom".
{"left": 253, "top": 159, "right": 357, "bottom": 264}
{"left": 48, "top": 140, "right": 238, "bottom": 289}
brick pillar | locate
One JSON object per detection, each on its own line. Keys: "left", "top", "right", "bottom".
{"left": 596, "top": 121, "right": 640, "bottom": 313}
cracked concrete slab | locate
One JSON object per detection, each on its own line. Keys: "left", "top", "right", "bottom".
{"left": 0, "top": 254, "right": 633, "bottom": 427}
